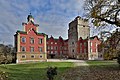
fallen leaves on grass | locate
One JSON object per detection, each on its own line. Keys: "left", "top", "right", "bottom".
{"left": 61, "top": 65, "right": 120, "bottom": 80}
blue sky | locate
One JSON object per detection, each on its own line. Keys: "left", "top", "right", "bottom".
{"left": 0, "top": 0, "right": 85, "bottom": 45}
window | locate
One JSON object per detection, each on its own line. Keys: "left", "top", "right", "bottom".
{"left": 64, "top": 47, "right": 67, "bottom": 50}
{"left": 54, "top": 46, "right": 57, "bottom": 50}
{"left": 21, "top": 46, "right": 26, "bottom": 52}
{"left": 80, "top": 43, "right": 82, "bottom": 47}
{"left": 22, "top": 55, "right": 26, "bottom": 58}
{"left": 84, "top": 42, "right": 86, "bottom": 47}
{"left": 39, "top": 38, "right": 43, "bottom": 44}
{"left": 55, "top": 42, "right": 57, "bottom": 44}
{"left": 40, "top": 55, "right": 43, "bottom": 58}
{"left": 72, "top": 49, "right": 74, "bottom": 52}
{"left": 51, "top": 42, "right": 53, "bottom": 44}
{"left": 51, "top": 51, "right": 53, "bottom": 54}
{"left": 91, "top": 48, "right": 92, "bottom": 53}
{"left": 51, "top": 46, "right": 53, "bottom": 50}
{"left": 60, "top": 47, "right": 62, "bottom": 50}
{"left": 91, "top": 42, "right": 92, "bottom": 46}
{"left": 47, "top": 46, "right": 50, "bottom": 50}
{"left": 39, "top": 47, "right": 43, "bottom": 52}
{"left": 72, "top": 42, "right": 74, "bottom": 45}
{"left": 21, "top": 37, "right": 26, "bottom": 43}
{"left": 30, "top": 47, "right": 34, "bottom": 52}
{"left": 31, "top": 55, "right": 35, "bottom": 58}
{"left": 80, "top": 48, "right": 82, "bottom": 53}
{"left": 55, "top": 51, "right": 57, "bottom": 54}
{"left": 84, "top": 48, "right": 86, "bottom": 53}
{"left": 30, "top": 38, "right": 34, "bottom": 44}
{"left": 96, "top": 43, "right": 97, "bottom": 47}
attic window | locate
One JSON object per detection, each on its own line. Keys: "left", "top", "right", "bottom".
{"left": 30, "top": 38, "right": 34, "bottom": 44}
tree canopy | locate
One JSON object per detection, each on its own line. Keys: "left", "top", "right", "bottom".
{"left": 84, "top": 0, "right": 120, "bottom": 27}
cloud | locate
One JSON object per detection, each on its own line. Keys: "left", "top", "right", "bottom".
{"left": 0, "top": 0, "right": 84, "bottom": 45}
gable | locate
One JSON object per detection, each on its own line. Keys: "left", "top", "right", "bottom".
{"left": 25, "top": 22, "right": 37, "bottom": 32}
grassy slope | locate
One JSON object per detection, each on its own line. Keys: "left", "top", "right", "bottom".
{"left": 0, "top": 62, "right": 74, "bottom": 80}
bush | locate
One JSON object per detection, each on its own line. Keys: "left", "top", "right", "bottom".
{"left": 0, "top": 71, "right": 8, "bottom": 80}
{"left": 0, "top": 55, "right": 13, "bottom": 64}
{"left": 117, "top": 55, "right": 120, "bottom": 64}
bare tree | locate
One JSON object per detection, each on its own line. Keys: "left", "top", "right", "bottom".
{"left": 84, "top": 0, "right": 120, "bottom": 27}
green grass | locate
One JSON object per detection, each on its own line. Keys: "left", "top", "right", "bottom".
{"left": 86, "top": 60, "right": 118, "bottom": 66}
{"left": 0, "top": 62, "right": 74, "bottom": 80}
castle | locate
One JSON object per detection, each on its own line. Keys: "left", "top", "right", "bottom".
{"left": 15, "top": 14, "right": 101, "bottom": 63}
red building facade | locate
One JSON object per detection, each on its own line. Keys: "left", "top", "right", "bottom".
{"left": 88, "top": 36, "right": 101, "bottom": 60}
{"left": 14, "top": 14, "right": 47, "bottom": 63}
{"left": 77, "top": 37, "right": 88, "bottom": 59}
{"left": 47, "top": 36, "right": 68, "bottom": 58}
{"left": 46, "top": 35, "right": 101, "bottom": 60}
{"left": 76, "top": 36, "right": 101, "bottom": 60}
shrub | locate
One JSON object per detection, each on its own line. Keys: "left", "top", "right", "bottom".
{"left": 0, "top": 71, "right": 8, "bottom": 80}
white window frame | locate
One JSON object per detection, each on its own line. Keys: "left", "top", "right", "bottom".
{"left": 51, "top": 46, "right": 53, "bottom": 50}
{"left": 21, "top": 37, "right": 26, "bottom": 43}
{"left": 39, "top": 38, "right": 43, "bottom": 44}
{"left": 51, "top": 51, "right": 53, "bottom": 54}
{"left": 31, "top": 55, "right": 35, "bottom": 58}
{"left": 21, "top": 46, "right": 26, "bottom": 52}
{"left": 30, "top": 37, "right": 34, "bottom": 44}
{"left": 21, "top": 55, "right": 26, "bottom": 58}
{"left": 40, "top": 55, "right": 43, "bottom": 58}
{"left": 55, "top": 42, "right": 57, "bottom": 44}
{"left": 91, "top": 42, "right": 92, "bottom": 46}
{"left": 39, "top": 47, "right": 43, "bottom": 52}
{"left": 51, "top": 42, "right": 53, "bottom": 44}
{"left": 91, "top": 48, "right": 92, "bottom": 53}
{"left": 30, "top": 47, "right": 34, "bottom": 52}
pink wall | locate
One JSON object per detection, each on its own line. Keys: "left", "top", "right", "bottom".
{"left": 19, "top": 29, "right": 45, "bottom": 53}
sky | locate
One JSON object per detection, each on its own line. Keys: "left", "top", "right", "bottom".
{"left": 0, "top": 0, "right": 85, "bottom": 45}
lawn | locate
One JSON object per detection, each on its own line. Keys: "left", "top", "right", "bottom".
{"left": 0, "top": 62, "right": 74, "bottom": 80}
{"left": 62, "top": 60, "right": 120, "bottom": 80}
{"left": 86, "top": 60, "right": 118, "bottom": 65}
